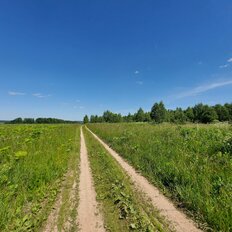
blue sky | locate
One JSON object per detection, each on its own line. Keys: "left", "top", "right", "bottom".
{"left": 0, "top": 0, "right": 232, "bottom": 120}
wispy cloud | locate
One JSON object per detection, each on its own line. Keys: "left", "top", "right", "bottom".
{"left": 8, "top": 91, "right": 26, "bottom": 96}
{"left": 218, "top": 57, "right": 232, "bottom": 69}
{"left": 76, "top": 99, "right": 81, "bottom": 103}
{"left": 136, "top": 81, "right": 143, "bottom": 85}
{"left": 219, "top": 64, "right": 229, "bottom": 68}
{"left": 32, "top": 93, "right": 51, "bottom": 98}
{"left": 134, "top": 70, "right": 139, "bottom": 74}
{"left": 73, "top": 105, "right": 84, "bottom": 109}
{"left": 176, "top": 80, "right": 232, "bottom": 99}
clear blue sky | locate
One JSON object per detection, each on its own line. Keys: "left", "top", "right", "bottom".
{"left": 0, "top": 0, "right": 232, "bottom": 120}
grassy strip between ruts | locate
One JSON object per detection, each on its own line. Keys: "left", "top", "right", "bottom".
{"left": 0, "top": 124, "right": 80, "bottom": 231}
{"left": 83, "top": 126, "right": 170, "bottom": 232}
{"left": 87, "top": 123, "right": 232, "bottom": 231}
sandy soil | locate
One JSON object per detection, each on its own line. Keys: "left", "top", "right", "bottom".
{"left": 87, "top": 127, "right": 202, "bottom": 232}
{"left": 78, "top": 128, "right": 105, "bottom": 232}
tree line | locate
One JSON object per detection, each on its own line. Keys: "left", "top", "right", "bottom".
{"left": 83, "top": 102, "right": 232, "bottom": 124}
{"left": 7, "top": 117, "right": 78, "bottom": 124}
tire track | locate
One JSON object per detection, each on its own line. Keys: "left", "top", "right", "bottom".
{"left": 78, "top": 127, "right": 105, "bottom": 232}
{"left": 86, "top": 126, "right": 201, "bottom": 232}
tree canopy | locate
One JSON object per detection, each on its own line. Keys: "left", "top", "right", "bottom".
{"left": 84, "top": 102, "right": 232, "bottom": 124}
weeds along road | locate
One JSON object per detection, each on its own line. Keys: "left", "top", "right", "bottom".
{"left": 78, "top": 128, "right": 105, "bottom": 232}
{"left": 86, "top": 126, "right": 201, "bottom": 232}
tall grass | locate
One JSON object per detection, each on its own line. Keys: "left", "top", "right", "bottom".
{"left": 88, "top": 123, "right": 232, "bottom": 231}
{"left": 0, "top": 124, "right": 80, "bottom": 231}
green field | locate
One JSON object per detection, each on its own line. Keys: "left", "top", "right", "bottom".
{"left": 87, "top": 123, "right": 232, "bottom": 231}
{"left": 0, "top": 124, "right": 80, "bottom": 231}
{"left": 1, "top": 122, "right": 231, "bottom": 231}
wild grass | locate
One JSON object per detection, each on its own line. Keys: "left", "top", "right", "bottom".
{"left": 87, "top": 123, "right": 232, "bottom": 231}
{"left": 0, "top": 124, "right": 80, "bottom": 231}
{"left": 83, "top": 126, "right": 169, "bottom": 232}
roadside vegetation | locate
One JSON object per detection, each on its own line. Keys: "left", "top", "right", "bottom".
{"left": 83, "top": 126, "right": 170, "bottom": 232}
{"left": 0, "top": 124, "right": 80, "bottom": 231}
{"left": 87, "top": 123, "right": 232, "bottom": 231}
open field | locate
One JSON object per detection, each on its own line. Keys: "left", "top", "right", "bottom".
{"left": 87, "top": 123, "right": 232, "bottom": 231}
{"left": 1, "top": 123, "right": 230, "bottom": 231}
{"left": 0, "top": 124, "right": 80, "bottom": 231}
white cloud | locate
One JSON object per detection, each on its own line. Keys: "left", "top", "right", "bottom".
{"left": 176, "top": 80, "right": 232, "bottom": 98}
{"left": 73, "top": 105, "right": 84, "bottom": 110}
{"left": 134, "top": 70, "right": 139, "bottom": 74}
{"left": 136, "top": 81, "right": 143, "bottom": 85}
{"left": 227, "top": 57, "right": 232, "bottom": 63}
{"left": 219, "top": 64, "right": 229, "bottom": 68}
{"left": 76, "top": 99, "right": 81, "bottom": 103}
{"left": 8, "top": 91, "right": 26, "bottom": 96}
{"left": 32, "top": 93, "right": 51, "bottom": 98}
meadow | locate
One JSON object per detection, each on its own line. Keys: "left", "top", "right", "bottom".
{"left": 0, "top": 124, "right": 80, "bottom": 231}
{"left": 87, "top": 123, "right": 232, "bottom": 231}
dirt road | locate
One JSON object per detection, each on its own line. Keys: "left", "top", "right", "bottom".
{"left": 78, "top": 128, "right": 105, "bottom": 232}
{"left": 86, "top": 127, "right": 201, "bottom": 232}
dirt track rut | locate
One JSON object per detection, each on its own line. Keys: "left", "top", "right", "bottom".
{"left": 78, "top": 128, "right": 105, "bottom": 232}
{"left": 86, "top": 127, "right": 202, "bottom": 232}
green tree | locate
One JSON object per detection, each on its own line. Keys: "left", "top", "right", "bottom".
{"left": 144, "top": 112, "right": 151, "bottom": 122}
{"left": 83, "top": 115, "right": 89, "bottom": 124}
{"left": 103, "top": 111, "right": 111, "bottom": 122}
{"left": 135, "top": 108, "right": 145, "bottom": 122}
{"left": 10, "top": 117, "right": 23, "bottom": 124}
{"left": 214, "top": 104, "right": 230, "bottom": 121}
{"left": 166, "top": 110, "right": 174, "bottom": 122}
{"left": 103, "top": 111, "right": 122, "bottom": 123}
{"left": 97, "top": 116, "right": 104, "bottom": 122}
{"left": 93, "top": 115, "right": 99, "bottom": 123}
{"left": 185, "top": 107, "right": 194, "bottom": 122}
{"left": 24, "top": 118, "right": 35, "bottom": 124}
{"left": 193, "top": 104, "right": 219, "bottom": 123}
{"left": 193, "top": 103, "right": 205, "bottom": 122}
{"left": 201, "top": 106, "right": 218, "bottom": 123}
{"left": 225, "top": 103, "right": 232, "bottom": 121}
{"left": 173, "top": 108, "right": 187, "bottom": 123}
{"left": 124, "top": 113, "right": 134, "bottom": 122}
{"left": 150, "top": 101, "right": 166, "bottom": 123}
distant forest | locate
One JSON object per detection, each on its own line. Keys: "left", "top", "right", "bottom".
{"left": 84, "top": 102, "right": 232, "bottom": 124}
{"left": 6, "top": 118, "right": 78, "bottom": 124}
